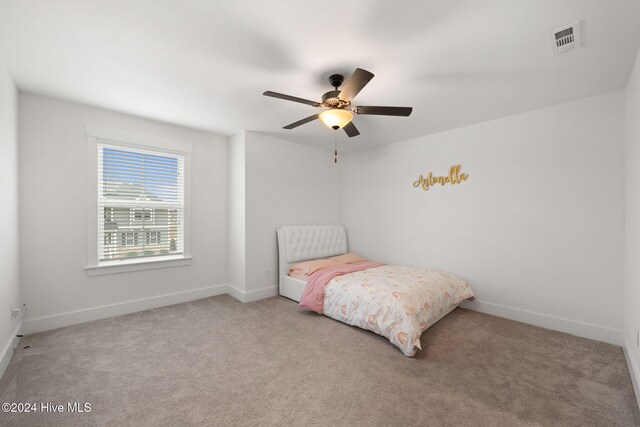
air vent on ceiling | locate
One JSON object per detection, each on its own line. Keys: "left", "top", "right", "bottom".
{"left": 549, "top": 21, "right": 582, "bottom": 55}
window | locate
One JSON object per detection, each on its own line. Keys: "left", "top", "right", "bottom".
{"left": 86, "top": 125, "right": 191, "bottom": 275}
{"left": 131, "top": 208, "right": 153, "bottom": 222}
{"left": 98, "top": 144, "right": 184, "bottom": 261}
{"left": 121, "top": 232, "right": 139, "bottom": 247}
{"left": 145, "top": 231, "right": 161, "bottom": 245}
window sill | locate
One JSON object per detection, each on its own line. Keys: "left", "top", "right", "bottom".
{"left": 86, "top": 256, "right": 192, "bottom": 276}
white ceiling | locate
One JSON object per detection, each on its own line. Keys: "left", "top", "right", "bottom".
{"left": 1, "top": 0, "right": 639, "bottom": 152}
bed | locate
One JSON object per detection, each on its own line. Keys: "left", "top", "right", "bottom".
{"left": 276, "top": 225, "right": 474, "bottom": 356}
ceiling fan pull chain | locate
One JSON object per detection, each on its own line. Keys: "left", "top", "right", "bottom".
{"left": 334, "top": 132, "right": 338, "bottom": 164}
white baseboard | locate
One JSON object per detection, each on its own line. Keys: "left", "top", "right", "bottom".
{"left": 245, "top": 286, "right": 278, "bottom": 302}
{"left": 226, "top": 284, "right": 246, "bottom": 302}
{"left": 24, "top": 283, "right": 279, "bottom": 334}
{"left": 24, "top": 284, "right": 229, "bottom": 334}
{"left": 623, "top": 337, "right": 640, "bottom": 411}
{"left": 461, "top": 299, "right": 622, "bottom": 346}
{"left": 1, "top": 321, "right": 23, "bottom": 381}
{"left": 226, "top": 285, "right": 278, "bottom": 303}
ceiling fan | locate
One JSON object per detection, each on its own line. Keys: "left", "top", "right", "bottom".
{"left": 263, "top": 68, "right": 413, "bottom": 138}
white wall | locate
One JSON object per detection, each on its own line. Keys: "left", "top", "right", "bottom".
{"left": 0, "top": 61, "right": 21, "bottom": 377}
{"left": 236, "top": 132, "right": 342, "bottom": 301}
{"left": 227, "top": 132, "right": 246, "bottom": 294}
{"left": 624, "top": 48, "right": 640, "bottom": 405}
{"left": 19, "top": 93, "right": 228, "bottom": 332}
{"left": 342, "top": 91, "right": 625, "bottom": 345}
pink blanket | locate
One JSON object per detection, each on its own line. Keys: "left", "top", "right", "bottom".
{"left": 299, "top": 261, "right": 385, "bottom": 313}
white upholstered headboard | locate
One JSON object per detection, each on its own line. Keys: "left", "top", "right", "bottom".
{"left": 277, "top": 225, "right": 348, "bottom": 287}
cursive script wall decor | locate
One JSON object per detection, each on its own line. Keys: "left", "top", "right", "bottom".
{"left": 413, "top": 165, "right": 469, "bottom": 191}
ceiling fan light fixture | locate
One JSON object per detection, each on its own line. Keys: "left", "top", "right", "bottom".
{"left": 319, "top": 109, "right": 353, "bottom": 130}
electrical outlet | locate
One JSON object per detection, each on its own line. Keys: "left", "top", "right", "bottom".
{"left": 264, "top": 269, "right": 272, "bottom": 280}
{"left": 10, "top": 303, "right": 20, "bottom": 319}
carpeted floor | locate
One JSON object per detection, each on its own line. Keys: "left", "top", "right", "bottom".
{"left": 0, "top": 295, "right": 638, "bottom": 426}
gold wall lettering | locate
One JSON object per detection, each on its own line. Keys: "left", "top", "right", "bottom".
{"left": 413, "top": 165, "right": 469, "bottom": 191}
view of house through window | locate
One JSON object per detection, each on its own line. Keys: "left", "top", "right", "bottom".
{"left": 97, "top": 144, "right": 184, "bottom": 262}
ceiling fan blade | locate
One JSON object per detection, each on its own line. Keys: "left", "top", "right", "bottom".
{"left": 339, "top": 68, "right": 374, "bottom": 102}
{"left": 283, "top": 114, "right": 320, "bottom": 129}
{"left": 263, "top": 91, "right": 320, "bottom": 107}
{"left": 354, "top": 106, "right": 413, "bottom": 116}
{"left": 343, "top": 121, "right": 360, "bottom": 137}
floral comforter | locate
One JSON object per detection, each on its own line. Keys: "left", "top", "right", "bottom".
{"left": 321, "top": 264, "right": 474, "bottom": 356}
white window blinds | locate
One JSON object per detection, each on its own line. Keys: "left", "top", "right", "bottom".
{"left": 97, "top": 143, "right": 184, "bottom": 262}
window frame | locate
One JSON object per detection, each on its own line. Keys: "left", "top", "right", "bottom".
{"left": 85, "top": 124, "right": 192, "bottom": 276}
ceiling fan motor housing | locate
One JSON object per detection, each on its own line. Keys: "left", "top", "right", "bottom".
{"left": 323, "top": 75, "right": 351, "bottom": 109}
{"left": 322, "top": 90, "right": 345, "bottom": 108}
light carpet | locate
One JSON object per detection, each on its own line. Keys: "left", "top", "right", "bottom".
{"left": 0, "top": 295, "right": 638, "bottom": 426}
